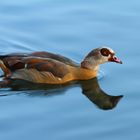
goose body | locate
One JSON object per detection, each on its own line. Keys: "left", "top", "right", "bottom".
{"left": 0, "top": 47, "right": 122, "bottom": 85}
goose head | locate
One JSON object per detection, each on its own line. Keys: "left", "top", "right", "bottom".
{"left": 81, "top": 47, "right": 122, "bottom": 70}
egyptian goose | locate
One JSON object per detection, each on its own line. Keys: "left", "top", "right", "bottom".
{"left": 0, "top": 47, "right": 122, "bottom": 85}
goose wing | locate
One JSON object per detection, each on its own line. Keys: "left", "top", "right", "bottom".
{"left": 10, "top": 57, "right": 70, "bottom": 84}
{"left": 0, "top": 51, "right": 78, "bottom": 69}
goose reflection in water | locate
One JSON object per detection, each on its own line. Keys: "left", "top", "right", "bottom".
{"left": 80, "top": 78, "right": 123, "bottom": 110}
{"left": 1, "top": 77, "right": 123, "bottom": 111}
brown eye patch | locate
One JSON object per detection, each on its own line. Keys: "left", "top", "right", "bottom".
{"left": 100, "top": 48, "right": 111, "bottom": 57}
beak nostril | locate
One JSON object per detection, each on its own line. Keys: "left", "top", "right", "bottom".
{"left": 114, "top": 56, "right": 117, "bottom": 60}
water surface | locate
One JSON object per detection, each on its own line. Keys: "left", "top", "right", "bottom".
{"left": 0, "top": 0, "right": 140, "bottom": 140}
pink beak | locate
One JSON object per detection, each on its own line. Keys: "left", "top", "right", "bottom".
{"left": 109, "top": 56, "right": 122, "bottom": 64}
{"left": 112, "top": 56, "right": 122, "bottom": 64}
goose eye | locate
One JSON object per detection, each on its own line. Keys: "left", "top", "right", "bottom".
{"left": 100, "top": 48, "right": 110, "bottom": 57}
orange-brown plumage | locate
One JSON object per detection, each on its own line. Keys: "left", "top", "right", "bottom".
{"left": 0, "top": 47, "right": 122, "bottom": 85}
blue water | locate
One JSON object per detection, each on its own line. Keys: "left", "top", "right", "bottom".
{"left": 0, "top": 0, "right": 140, "bottom": 140}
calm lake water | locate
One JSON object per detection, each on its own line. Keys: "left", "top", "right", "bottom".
{"left": 0, "top": 0, "right": 140, "bottom": 140}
